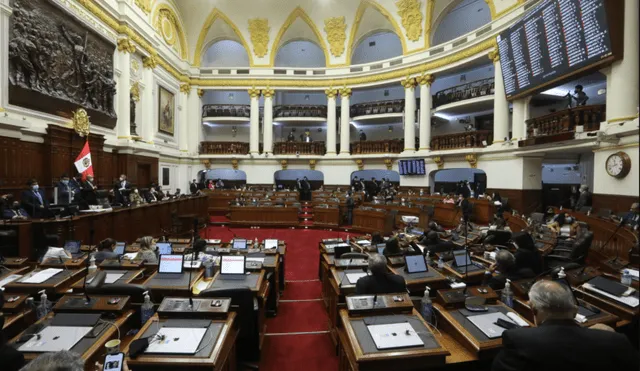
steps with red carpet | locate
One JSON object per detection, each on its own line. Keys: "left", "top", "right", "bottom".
{"left": 280, "top": 281, "right": 322, "bottom": 300}
{"left": 259, "top": 333, "right": 338, "bottom": 371}
{"left": 265, "top": 301, "right": 328, "bottom": 333}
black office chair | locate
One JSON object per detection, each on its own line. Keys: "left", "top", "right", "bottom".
{"left": 199, "top": 288, "right": 259, "bottom": 368}
{"left": 86, "top": 283, "right": 148, "bottom": 303}
{"left": 335, "top": 244, "right": 351, "bottom": 259}
{"left": 545, "top": 231, "right": 593, "bottom": 270}
{"left": 341, "top": 252, "right": 368, "bottom": 260}
{"left": 596, "top": 208, "right": 612, "bottom": 218}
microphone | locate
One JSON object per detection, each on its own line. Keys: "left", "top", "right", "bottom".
{"left": 58, "top": 256, "right": 73, "bottom": 280}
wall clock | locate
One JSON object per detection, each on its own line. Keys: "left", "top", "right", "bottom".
{"left": 605, "top": 151, "right": 631, "bottom": 178}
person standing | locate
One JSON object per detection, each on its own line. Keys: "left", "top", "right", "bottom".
{"left": 56, "top": 174, "right": 75, "bottom": 205}
{"left": 21, "top": 179, "right": 49, "bottom": 218}
{"left": 346, "top": 192, "right": 354, "bottom": 225}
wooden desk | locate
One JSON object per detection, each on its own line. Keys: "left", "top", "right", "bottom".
{"left": 0, "top": 221, "right": 31, "bottom": 258}
{"left": 512, "top": 297, "right": 619, "bottom": 328}
{"left": 11, "top": 310, "right": 134, "bottom": 367}
{"left": 54, "top": 294, "right": 131, "bottom": 313}
{"left": 345, "top": 293, "right": 413, "bottom": 315}
{"left": 70, "top": 269, "right": 144, "bottom": 291}
{"left": 314, "top": 206, "right": 340, "bottom": 227}
{"left": 40, "top": 256, "right": 88, "bottom": 268}
{"left": 441, "top": 261, "right": 487, "bottom": 284}
{"left": 390, "top": 266, "right": 449, "bottom": 295}
{"left": 228, "top": 206, "right": 299, "bottom": 226}
{"left": 157, "top": 297, "right": 231, "bottom": 319}
{"left": 353, "top": 208, "right": 389, "bottom": 234}
{"left": 437, "top": 286, "right": 499, "bottom": 308}
{"left": 143, "top": 269, "right": 204, "bottom": 302}
{"left": 1, "top": 257, "right": 30, "bottom": 268}
{"left": 337, "top": 308, "right": 450, "bottom": 370}
{"left": 574, "top": 287, "right": 639, "bottom": 322}
{"left": 99, "top": 259, "right": 145, "bottom": 270}
{"left": 4, "top": 268, "right": 86, "bottom": 296}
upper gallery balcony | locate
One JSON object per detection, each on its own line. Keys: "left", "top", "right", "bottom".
{"left": 520, "top": 104, "right": 606, "bottom": 147}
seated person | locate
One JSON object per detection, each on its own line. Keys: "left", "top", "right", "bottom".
{"left": 0, "top": 295, "right": 24, "bottom": 371}
{"left": 355, "top": 254, "right": 407, "bottom": 295}
{"left": 129, "top": 188, "right": 145, "bottom": 205}
{"left": 511, "top": 231, "right": 543, "bottom": 275}
{"left": 382, "top": 237, "right": 401, "bottom": 257}
{"left": 492, "top": 280, "right": 639, "bottom": 371}
{"left": 2, "top": 200, "right": 29, "bottom": 220}
{"left": 93, "top": 238, "right": 119, "bottom": 263}
{"left": 371, "top": 232, "right": 384, "bottom": 245}
{"left": 487, "top": 250, "right": 534, "bottom": 290}
{"left": 145, "top": 187, "right": 160, "bottom": 203}
{"left": 135, "top": 236, "right": 158, "bottom": 264}
{"left": 21, "top": 179, "right": 49, "bottom": 218}
{"left": 620, "top": 202, "right": 640, "bottom": 228}
{"left": 547, "top": 213, "right": 568, "bottom": 233}
{"left": 443, "top": 194, "right": 456, "bottom": 204}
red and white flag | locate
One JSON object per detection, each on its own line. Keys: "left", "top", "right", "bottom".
{"left": 74, "top": 140, "right": 94, "bottom": 180}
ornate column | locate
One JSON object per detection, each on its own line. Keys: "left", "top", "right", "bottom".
{"left": 511, "top": 96, "right": 532, "bottom": 140}
{"left": 116, "top": 38, "right": 135, "bottom": 139}
{"left": 141, "top": 54, "right": 156, "bottom": 143}
{"left": 187, "top": 87, "right": 202, "bottom": 154}
{"left": 262, "top": 88, "right": 275, "bottom": 155}
{"left": 0, "top": 1, "right": 11, "bottom": 111}
{"left": 401, "top": 77, "right": 417, "bottom": 153}
{"left": 339, "top": 87, "right": 352, "bottom": 155}
{"left": 417, "top": 74, "right": 434, "bottom": 151}
{"left": 606, "top": 0, "right": 639, "bottom": 124}
{"left": 489, "top": 49, "right": 509, "bottom": 143}
{"left": 325, "top": 88, "right": 338, "bottom": 155}
{"left": 179, "top": 83, "right": 190, "bottom": 152}
{"left": 248, "top": 87, "right": 261, "bottom": 154}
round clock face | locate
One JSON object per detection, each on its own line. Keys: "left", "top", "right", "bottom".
{"left": 605, "top": 152, "right": 630, "bottom": 178}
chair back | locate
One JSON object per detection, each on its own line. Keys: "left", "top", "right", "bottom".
{"left": 86, "top": 283, "right": 148, "bottom": 303}
{"left": 569, "top": 231, "right": 593, "bottom": 264}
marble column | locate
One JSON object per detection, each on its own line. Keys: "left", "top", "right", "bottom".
{"left": 401, "top": 77, "right": 417, "bottom": 153}
{"left": 339, "top": 87, "right": 352, "bottom": 155}
{"left": 417, "top": 74, "right": 434, "bottom": 151}
{"left": 325, "top": 88, "right": 338, "bottom": 155}
{"left": 0, "top": 1, "right": 11, "bottom": 111}
{"left": 116, "top": 38, "right": 135, "bottom": 139}
{"left": 178, "top": 84, "right": 190, "bottom": 152}
{"left": 605, "top": 0, "right": 639, "bottom": 124}
{"left": 141, "top": 55, "right": 156, "bottom": 143}
{"left": 262, "top": 88, "right": 275, "bottom": 154}
{"left": 490, "top": 50, "right": 509, "bottom": 143}
{"left": 187, "top": 87, "right": 202, "bottom": 154}
{"left": 248, "top": 88, "right": 261, "bottom": 154}
{"left": 511, "top": 96, "right": 532, "bottom": 140}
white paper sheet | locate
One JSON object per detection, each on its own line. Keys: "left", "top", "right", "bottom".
{"left": 346, "top": 272, "right": 368, "bottom": 284}
{"left": 246, "top": 257, "right": 265, "bottom": 263}
{"left": 367, "top": 323, "right": 424, "bottom": 350}
{"left": 583, "top": 283, "right": 639, "bottom": 308}
{"left": 0, "top": 274, "right": 23, "bottom": 288}
{"left": 20, "top": 268, "right": 63, "bottom": 284}
{"left": 145, "top": 327, "right": 207, "bottom": 354}
{"left": 356, "top": 240, "right": 371, "bottom": 245}
{"left": 105, "top": 272, "right": 125, "bottom": 284}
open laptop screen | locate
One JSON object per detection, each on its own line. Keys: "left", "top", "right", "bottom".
{"left": 220, "top": 255, "right": 245, "bottom": 275}
{"left": 64, "top": 240, "right": 81, "bottom": 254}
{"left": 453, "top": 249, "right": 472, "bottom": 267}
{"left": 114, "top": 242, "right": 126, "bottom": 256}
{"left": 156, "top": 242, "right": 172, "bottom": 256}
{"left": 232, "top": 239, "right": 248, "bottom": 250}
{"left": 158, "top": 254, "right": 184, "bottom": 274}
{"left": 405, "top": 255, "right": 428, "bottom": 273}
{"left": 264, "top": 239, "right": 278, "bottom": 250}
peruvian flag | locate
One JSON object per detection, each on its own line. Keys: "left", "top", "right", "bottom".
{"left": 74, "top": 141, "right": 94, "bottom": 180}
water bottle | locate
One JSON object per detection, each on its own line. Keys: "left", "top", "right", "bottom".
{"left": 425, "top": 250, "right": 431, "bottom": 266}
{"left": 141, "top": 291, "right": 154, "bottom": 325}
{"left": 25, "top": 297, "right": 37, "bottom": 314}
{"left": 502, "top": 279, "right": 514, "bottom": 308}
{"left": 621, "top": 269, "right": 632, "bottom": 286}
{"left": 88, "top": 255, "right": 97, "bottom": 274}
{"left": 254, "top": 237, "right": 258, "bottom": 248}
{"left": 420, "top": 287, "right": 434, "bottom": 324}
{"left": 437, "top": 256, "right": 444, "bottom": 269}
{"left": 36, "top": 290, "right": 51, "bottom": 320}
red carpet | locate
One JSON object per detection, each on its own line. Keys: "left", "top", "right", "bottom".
{"left": 202, "top": 226, "right": 341, "bottom": 371}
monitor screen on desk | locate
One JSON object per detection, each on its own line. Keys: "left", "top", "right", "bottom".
{"left": 405, "top": 255, "right": 428, "bottom": 273}
{"left": 453, "top": 250, "right": 472, "bottom": 267}
{"left": 156, "top": 242, "right": 172, "bottom": 256}
{"left": 114, "top": 242, "right": 126, "bottom": 256}
{"left": 264, "top": 239, "right": 278, "bottom": 250}
{"left": 221, "top": 255, "right": 245, "bottom": 275}
{"left": 64, "top": 240, "right": 81, "bottom": 254}
{"left": 232, "top": 239, "right": 248, "bottom": 250}
{"left": 159, "top": 254, "right": 184, "bottom": 274}
{"left": 376, "top": 243, "right": 386, "bottom": 255}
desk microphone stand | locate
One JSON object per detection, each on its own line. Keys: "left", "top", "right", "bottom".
{"left": 463, "top": 214, "right": 469, "bottom": 295}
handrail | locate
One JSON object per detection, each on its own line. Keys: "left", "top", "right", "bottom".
{"left": 525, "top": 104, "right": 605, "bottom": 138}
{"left": 274, "top": 141, "right": 326, "bottom": 155}
{"left": 202, "top": 104, "right": 250, "bottom": 118}
{"left": 350, "top": 99, "right": 405, "bottom": 117}
{"left": 433, "top": 78, "right": 494, "bottom": 108}
{"left": 273, "top": 105, "right": 328, "bottom": 118}
{"left": 200, "top": 141, "right": 249, "bottom": 155}
{"left": 350, "top": 139, "right": 404, "bottom": 154}
{"left": 430, "top": 130, "right": 492, "bottom": 150}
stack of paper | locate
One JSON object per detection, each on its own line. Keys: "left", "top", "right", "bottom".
{"left": 20, "top": 268, "right": 63, "bottom": 284}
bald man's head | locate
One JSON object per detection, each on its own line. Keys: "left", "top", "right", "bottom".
{"left": 529, "top": 280, "right": 578, "bottom": 325}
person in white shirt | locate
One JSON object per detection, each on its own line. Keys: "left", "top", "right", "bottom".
{"left": 41, "top": 246, "right": 71, "bottom": 261}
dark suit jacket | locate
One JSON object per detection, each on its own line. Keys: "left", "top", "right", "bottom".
{"left": 21, "top": 189, "right": 49, "bottom": 217}
{"left": 56, "top": 181, "right": 74, "bottom": 204}
{"left": 575, "top": 191, "right": 592, "bottom": 210}
{"left": 492, "top": 319, "right": 639, "bottom": 371}
{"left": 355, "top": 273, "right": 407, "bottom": 295}
{"left": 488, "top": 268, "right": 535, "bottom": 290}
{"left": 190, "top": 183, "right": 198, "bottom": 194}
{"left": 2, "top": 208, "right": 29, "bottom": 219}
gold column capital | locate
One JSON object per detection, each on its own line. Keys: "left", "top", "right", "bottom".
{"left": 339, "top": 87, "right": 352, "bottom": 98}
{"left": 142, "top": 54, "right": 157, "bottom": 69}
{"left": 180, "top": 83, "right": 191, "bottom": 94}
{"left": 248, "top": 87, "right": 261, "bottom": 99}
{"left": 401, "top": 76, "right": 417, "bottom": 89}
{"left": 355, "top": 159, "right": 364, "bottom": 170}
{"left": 262, "top": 87, "right": 276, "bottom": 98}
{"left": 197, "top": 89, "right": 205, "bottom": 98}
{"left": 309, "top": 159, "right": 317, "bottom": 170}
{"left": 416, "top": 73, "right": 435, "bottom": 86}
{"left": 434, "top": 156, "right": 444, "bottom": 169}
{"left": 465, "top": 154, "right": 478, "bottom": 168}
{"left": 325, "top": 88, "right": 338, "bottom": 98}
{"left": 488, "top": 49, "right": 500, "bottom": 63}
{"left": 117, "top": 38, "right": 136, "bottom": 54}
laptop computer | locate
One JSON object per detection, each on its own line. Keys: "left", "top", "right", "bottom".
{"left": 156, "top": 254, "right": 184, "bottom": 278}
{"left": 452, "top": 250, "right": 483, "bottom": 272}
{"left": 156, "top": 242, "right": 172, "bottom": 256}
{"left": 376, "top": 243, "right": 386, "bottom": 255}
{"left": 405, "top": 255, "right": 428, "bottom": 274}
{"left": 113, "top": 242, "right": 126, "bottom": 256}
{"left": 264, "top": 239, "right": 278, "bottom": 250}
{"left": 232, "top": 239, "right": 248, "bottom": 250}
{"left": 220, "top": 255, "right": 246, "bottom": 280}
{"left": 334, "top": 243, "right": 351, "bottom": 259}
{"left": 64, "top": 240, "right": 82, "bottom": 257}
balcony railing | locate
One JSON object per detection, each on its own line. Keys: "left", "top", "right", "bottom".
{"left": 525, "top": 104, "right": 605, "bottom": 138}
{"left": 431, "top": 130, "right": 492, "bottom": 150}
{"left": 433, "top": 78, "right": 495, "bottom": 108}
{"left": 202, "top": 104, "right": 250, "bottom": 118}
{"left": 351, "top": 139, "right": 404, "bottom": 154}
{"left": 350, "top": 99, "right": 405, "bottom": 117}
{"left": 274, "top": 141, "right": 326, "bottom": 155}
{"left": 200, "top": 141, "right": 249, "bottom": 155}
{"left": 274, "top": 105, "right": 328, "bottom": 119}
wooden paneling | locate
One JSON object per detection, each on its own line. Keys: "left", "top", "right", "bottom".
{"left": 117, "top": 153, "right": 159, "bottom": 187}
{"left": 592, "top": 193, "right": 638, "bottom": 214}
{"left": 0, "top": 137, "right": 45, "bottom": 200}
{"left": 486, "top": 188, "right": 542, "bottom": 215}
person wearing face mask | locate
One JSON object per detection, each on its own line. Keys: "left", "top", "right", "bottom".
{"left": 21, "top": 179, "right": 50, "bottom": 218}
{"left": 145, "top": 186, "right": 158, "bottom": 203}
{"left": 135, "top": 236, "right": 158, "bottom": 264}
{"left": 56, "top": 174, "right": 75, "bottom": 205}
{"left": 129, "top": 187, "right": 145, "bottom": 206}
{"left": 82, "top": 175, "right": 98, "bottom": 206}
{"left": 2, "top": 201, "right": 29, "bottom": 220}
{"left": 114, "top": 174, "right": 131, "bottom": 205}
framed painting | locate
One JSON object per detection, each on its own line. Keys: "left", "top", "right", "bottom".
{"left": 158, "top": 85, "right": 175, "bottom": 135}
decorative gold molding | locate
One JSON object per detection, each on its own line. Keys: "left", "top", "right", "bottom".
{"left": 262, "top": 88, "right": 275, "bottom": 98}
{"left": 72, "top": 108, "right": 91, "bottom": 137}
{"left": 384, "top": 158, "right": 393, "bottom": 170}
{"left": 346, "top": 0, "right": 408, "bottom": 64}
{"left": 339, "top": 87, "right": 352, "bottom": 97}
{"left": 488, "top": 48, "right": 500, "bottom": 63}
{"left": 401, "top": 76, "right": 416, "bottom": 88}
{"left": 193, "top": 8, "right": 254, "bottom": 67}
{"left": 434, "top": 156, "right": 444, "bottom": 169}
{"left": 130, "top": 81, "right": 141, "bottom": 102}
{"left": 133, "top": 0, "right": 152, "bottom": 15}
{"left": 142, "top": 54, "right": 157, "bottom": 69}
{"left": 269, "top": 7, "right": 331, "bottom": 67}
{"left": 117, "top": 38, "right": 136, "bottom": 53}
{"left": 309, "top": 159, "right": 317, "bottom": 170}
{"left": 179, "top": 83, "right": 191, "bottom": 94}
{"left": 396, "top": 0, "right": 423, "bottom": 42}
{"left": 231, "top": 159, "right": 239, "bottom": 170}
{"left": 465, "top": 154, "right": 478, "bottom": 168}
{"left": 355, "top": 159, "right": 364, "bottom": 170}
{"left": 152, "top": 3, "right": 188, "bottom": 59}
{"left": 248, "top": 18, "right": 270, "bottom": 58}
{"left": 280, "top": 159, "right": 288, "bottom": 170}
{"left": 424, "top": 0, "right": 435, "bottom": 49}
{"left": 325, "top": 88, "right": 338, "bottom": 98}
{"left": 0, "top": 107, "right": 5, "bottom": 113}
{"left": 248, "top": 87, "right": 261, "bottom": 99}
{"left": 197, "top": 89, "right": 205, "bottom": 98}
{"left": 416, "top": 73, "right": 435, "bottom": 86}
{"left": 324, "top": 16, "right": 347, "bottom": 58}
